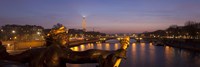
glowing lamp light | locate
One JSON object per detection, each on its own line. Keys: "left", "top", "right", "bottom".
{"left": 14, "top": 36, "right": 17, "bottom": 39}
{"left": 37, "top": 32, "right": 41, "bottom": 35}
{"left": 7, "top": 44, "right": 10, "bottom": 46}
{"left": 12, "top": 30, "right": 16, "bottom": 33}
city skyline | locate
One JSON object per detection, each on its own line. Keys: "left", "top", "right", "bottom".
{"left": 1, "top": 0, "right": 200, "bottom": 33}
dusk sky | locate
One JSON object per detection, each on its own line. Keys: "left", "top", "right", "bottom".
{"left": 0, "top": 0, "right": 200, "bottom": 33}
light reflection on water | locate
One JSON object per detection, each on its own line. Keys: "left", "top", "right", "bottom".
{"left": 68, "top": 39, "right": 200, "bottom": 67}
{"left": 97, "top": 43, "right": 102, "bottom": 50}
{"left": 105, "top": 43, "right": 110, "bottom": 50}
{"left": 149, "top": 42, "right": 155, "bottom": 66}
{"left": 114, "top": 43, "right": 119, "bottom": 50}
{"left": 80, "top": 45, "right": 85, "bottom": 51}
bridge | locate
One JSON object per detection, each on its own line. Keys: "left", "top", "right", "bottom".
{"left": 68, "top": 36, "right": 140, "bottom": 47}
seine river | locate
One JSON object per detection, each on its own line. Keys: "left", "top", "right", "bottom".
{"left": 68, "top": 39, "right": 200, "bottom": 67}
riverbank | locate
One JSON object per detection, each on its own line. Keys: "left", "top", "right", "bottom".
{"left": 2, "top": 41, "right": 45, "bottom": 50}
{"left": 162, "top": 39, "right": 200, "bottom": 52}
{"left": 146, "top": 38, "right": 200, "bottom": 52}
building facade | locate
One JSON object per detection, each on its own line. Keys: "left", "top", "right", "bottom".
{"left": 0, "top": 24, "right": 45, "bottom": 41}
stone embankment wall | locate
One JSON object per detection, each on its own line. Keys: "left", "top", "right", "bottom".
{"left": 161, "top": 39, "right": 200, "bottom": 51}
{"left": 2, "top": 41, "right": 45, "bottom": 50}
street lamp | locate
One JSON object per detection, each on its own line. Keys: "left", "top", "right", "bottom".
{"left": 12, "top": 30, "right": 16, "bottom": 33}
{"left": 14, "top": 36, "right": 17, "bottom": 39}
{"left": 37, "top": 32, "right": 41, "bottom": 35}
{"left": 11, "top": 30, "right": 16, "bottom": 50}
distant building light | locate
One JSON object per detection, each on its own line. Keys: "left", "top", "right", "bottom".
{"left": 14, "top": 36, "right": 17, "bottom": 39}
{"left": 7, "top": 44, "right": 10, "bottom": 46}
{"left": 37, "top": 32, "right": 41, "bottom": 35}
{"left": 1, "top": 29, "right": 3, "bottom": 32}
{"left": 12, "top": 30, "right": 16, "bottom": 33}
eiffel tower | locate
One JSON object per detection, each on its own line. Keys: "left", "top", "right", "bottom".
{"left": 82, "top": 16, "right": 86, "bottom": 32}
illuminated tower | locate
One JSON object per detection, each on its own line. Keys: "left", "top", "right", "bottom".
{"left": 82, "top": 16, "right": 86, "bottom": 32}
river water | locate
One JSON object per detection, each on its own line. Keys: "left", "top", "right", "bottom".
{"left": 67, "top": 39, "right": 200, "bottom": 67}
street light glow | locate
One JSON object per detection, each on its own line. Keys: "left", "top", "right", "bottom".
{"left": 12, "top": 30, "right": 16, "bottom": 33}
{"left": 7, "top": 44, "right": 10, "bottom": 47}
{"left": 14, "top": 36, "right": 17, "bottom": 39}
{"left": 37, "top": 32, "right": 41, "bottom": 35}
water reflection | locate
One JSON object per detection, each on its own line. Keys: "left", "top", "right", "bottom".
{"left": 90, "top": 43, "right": 94, "bottom": 48}
{"left": 68, "top": 39, "right": 200, "bottom": 67}
{"left": 86, "top": 44, "right": 90, "bottom": 49}
{"left": 149, "top": 43, "right": 155, "bottom": 65}
{"left": 114, "top": 43, "right": 119, "bottom": 50}
{"left": 70, "top": 46, "right": 79, "bottom": 51}
{"left": 67, "top": 64, "right": 80, "bottom": 67}
{"left": 164, "top": 46, "right": 173, "bottom": 67}
{"left": 80, "top": 45, "right": 85, "bottom": 51}
{"left": 105, "top": 43, "right": 110, "bottom": 50}
{"left": 97, "top": 43, "right": 102, "bottom": 49}
{"left": 140, "top": 43, "right": 145, "bottom": 62}
{"left": 131, "top": 43, "right": 136, "bottom": 65}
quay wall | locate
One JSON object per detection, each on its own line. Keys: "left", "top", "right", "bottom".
{"left": 161, "top": 39, "right": 200, "bottom": 51}
{"left": 145, "top": 38, "right": 200, "bottom": 51}
{"left": 2, "top": 41, "right": 45, "bottom": 50}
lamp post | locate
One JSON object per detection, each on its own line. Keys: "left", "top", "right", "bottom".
{"left": 12, "top": 30, "right": 16, "bottom": 50}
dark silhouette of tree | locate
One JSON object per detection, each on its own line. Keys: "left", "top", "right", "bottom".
{"left": 184, "top": 21, "right": 198, "bottom": 38}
